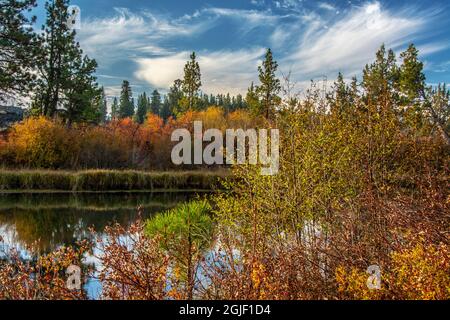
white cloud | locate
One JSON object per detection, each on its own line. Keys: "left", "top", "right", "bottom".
{"left": 77, "top": 7, "right": 215, "bottom": 63}
{"left": 74, "top": 2, "right": 447, "bottom": 96}
{"left": 251, "top": 0, "right": 265, "bottom": 7}
{"left": 426, "top": 60, "right": 450, "bottom": 73}
{"left": 318, "top": 2, "right": 336, "bottom": 12}
{"left": 415, "top": 42, "right": 449, "bottom": 56}
{"left": 135, "top": 48, "right": 266, "bottom": 95}
{"left": 283, "top": 1, "right": 442, "bottom": 80}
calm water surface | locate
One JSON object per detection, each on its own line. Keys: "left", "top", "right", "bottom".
{"left": 0, "top": 191, "right": 199, "bottom": 299}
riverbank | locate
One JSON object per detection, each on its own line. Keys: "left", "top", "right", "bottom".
{"left": 0, "top": 169, "right": 229, "bottom": 192}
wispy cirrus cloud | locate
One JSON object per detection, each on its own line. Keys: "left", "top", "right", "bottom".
{"left": 280, "top": 2, "right": 448, "bottom": 80}
{"left": 77, "top": 7, "right": 216, "bottom": 63}
{"left": 318, "top": 2, "right": 336, "bottom": 12}
{"left": 75, "top": 1, "right": 449, "bottom": 97}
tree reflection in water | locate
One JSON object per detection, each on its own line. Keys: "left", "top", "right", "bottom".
{"left": 0, "top": 192, "right": 195, "bottom": 253}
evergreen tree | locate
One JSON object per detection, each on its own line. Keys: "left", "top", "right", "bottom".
{"left": 201, "top": 93, "right": 209, "bottom": 110}
{"left": 398, "top": 44, "right": 427, "bottom": 131}
{"left": 246, "top": 82, "right": 260, "bottom": 116}
{"left": 65, "top": 55, "right": 101, "bottom": 125}
{"left": 399, "top": 44, "right": 426, "bottom": 103}
{"left": 150, "top": 89, "right": 161, "bottom": 115}
{"left": 328, "top": 72, "right": 352, "bottom": 115}
{"left": 224, "top": 93, "right": 232, "bottom": 112}
{"left": 236, "top": 94, "right": 245, "bottom": 109}
{"left": 30, "top": 0, "right": 100, "bottom": 125}
{"left": 111, "top": 97, "right": 119, "bottom": 120}
{"left": 180, "top": 52, "right": 201, "bottom": 112}
{"left": 99, "top": 87, "right": 108, "bottom": 124}
{"left": 256, "top": 48, "right": 281, "bottom": 119}
{"left": 136, "top": 92, "right": 149, "bottom": 124}
{"left": 362, "top": 44, "right": 400, "bottom": 109}
{"left": 32, "top": 0, "right": 99, "bottom": 123}
{"left": 118, "top": 80, "right": 134, "bottom": 119}
{"left": 209, "top": 94, "right": 216, "bottom": 106}
{"left": 169, "top": 79, "right": 184, "bottom": 117}
{"left": 217, "top": 94, "right": 224, "bottom": 106}
{"left": 160, "top": 95, "right": 172, "bottom": 122}
{"left": 0, "top": 0, "right": 37, "bottom": 102}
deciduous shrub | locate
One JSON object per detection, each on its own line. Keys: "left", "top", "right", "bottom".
{"left": 7, "top": 117, "right": 78, "bottom": 168}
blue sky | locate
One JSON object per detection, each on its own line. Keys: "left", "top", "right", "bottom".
{"left": 33, "top": 0, "right": 450, "bottom": 100}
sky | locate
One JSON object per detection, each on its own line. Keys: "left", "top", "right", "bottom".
{"left": 32, "top": 0, "right": 450, "bottom": 101}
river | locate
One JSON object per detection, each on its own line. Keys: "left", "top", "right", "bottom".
{"left": 0, "top": 191, "right": 199, "bottom": 299}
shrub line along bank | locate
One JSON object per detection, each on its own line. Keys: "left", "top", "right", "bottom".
{"left": 0, "top": 170, "right": 228, "bottom": 192}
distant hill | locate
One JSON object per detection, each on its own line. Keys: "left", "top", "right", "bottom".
{"left": 0, "top": 106, "right": 23, "bottom": 131}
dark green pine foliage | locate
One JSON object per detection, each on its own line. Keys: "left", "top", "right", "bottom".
{"left": 224, "top": 93, "right": 232, "bottom": 111}
{"left": 136, "top": 92, "right": 149, "bottom": 124}
{"left": 94, "top": 87, "right": 108, "bottom": 124}
{"left": 236, "top": 94, "right": 245, "bottom": 109}
{"left": 160, "top": 95, "right": 172, "bottom": 122}
{"left": 398, "top": 44, "right": 427, "bottom": 131}
{"left": 65, "top": 55, "right": 101, "bottom": 125}
{"left": 98, "top": 87, "right": 108, "bottom": 124}
{"left": 181, "top": 52, "right": 201, "bottom": 111}
{"left": 150, "top": 89, "right": 161, "bottom": 115}
{"left": 256, "top": 48, "right": 281, "bottom": 119}
{"left": 111, "top": 97, "right": 119, "bottom": 120}
{"left": 399, "top": 44, "right": 426, "bottom": 103}
{"left": 246, "top": 82, "right": 260, "bottom": 116}
{"left": 32, "top": 0, "right": 100, "bottom": 125}
{"left": 327, "top": 72, "right": 353, "bottom": 116}
{"left": 362, "top": 44, "right": 400, "bottom": 109}
{"left": 0, "top": 0, "right": 38, "bottom": 102}
{"left": 118, "top": 80, "right": 134, "bottom": 119}
{"left": 209, "top": 94, "right": 216, "bottom": 106}
{"left": 168, "top": 79, "right": 183, "bottom": 117}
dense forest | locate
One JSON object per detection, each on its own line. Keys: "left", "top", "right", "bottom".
{"left": 0, "top": 0, "right": 449, "bottom": 300}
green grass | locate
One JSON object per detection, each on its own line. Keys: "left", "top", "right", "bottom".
{"left": 0, "top": 169, "right": 229, "bottom": 192}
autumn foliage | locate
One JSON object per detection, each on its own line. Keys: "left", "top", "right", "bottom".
{"left": 0, "top": 44, "right": 449, "bottom": 300}
{"left": 0, "top": 108, "right": 257, "bottom": 170}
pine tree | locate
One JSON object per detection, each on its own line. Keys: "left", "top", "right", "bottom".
{"left": 65, "top": 55, "right": 101, "bottom": 125}
{"left": 209, "top": 94, "right": 216, "bottom": 106}
{"left": 111, "top": 97, "right": 119, "bottom": 120}
{"left": 0, "top": 0, "right": 37, "bottom": 102}
{"left": 362, "top": 44, "right": 400, "bottom": 109}
{"left": 217, "top": 94, "right": 224, "bottom": 106}
{"left": 136, "top": 92, "right": 149, "bottom": 124}
{"left": 99, "top": 87, "right": 108, "bottom": 124}
{"left": 169, "top": 79, "right": 184, "bottom": 117}
{"left": 397, "top": 44, "right": 427, "bottom": 131}
{"left": 399, "top": 44, "right": 426, "bottom": 103}
{"left": 236, "top": 94, "right": 245, "bottom": 109}
{"left": 328, "top": 72, "right": 352, "bottom": 116}
{"left": 256, "top": 48, "right": 281, "bottom": 119}
{"left": 32, "top": 0, "right": 100, "bottom": 125}
{"left": 201, "top": 93, "right": 210, "bottom": 110}
{"left": 180, "top": 52, "right": 201, "bottom": 112}
{"left": 150, "top": 89, "right": 161, "bottom": 115}
{"left": 246, "top": 82, "right": 260, "bottom": 116}
{"left": 160, "top": 95, "right": 172, "bottom": 122}
{"left": 224, "top": 93, "right": 232, "bottom": 112}
{"left": 118, "top": 80, "right": 134, "bottom": 119}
